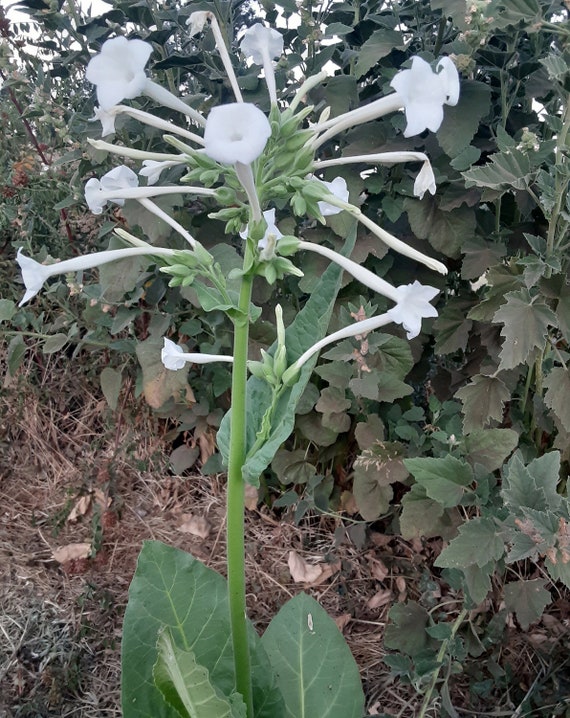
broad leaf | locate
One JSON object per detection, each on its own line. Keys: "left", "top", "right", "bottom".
{"left": 100, "top": 366, "right": 123, "bottom": 411}
{"left": 122, "top": 541, "right": 284, "bottom": 718}
{"left": 463, "top": 149, "right": 531, "bottom": 191}
{"left": 400, "top": 485, "right": 460, "bottom": 540}
{"left": 384, "top": 602, "right": 429, "bottom": 656}
{"left": 404, "top": 456, "right": 473, "bottom": 509}
{"left": 462, "top": 562, "right": 494, "bottom": 605}
{"left": 354, "top": 29, "right": 404, "bottom": 78}
{"left": 503, "top": 580, "right": 551, "bottom": 630}
{"left": 404, "top": 196, "right": 476, "bottom": 258}
{"left": 435, "top": 518, "right": 505, "bottom": 569}
{"left": 437, "top": 81, "right": 491, "bottom": 157}
{"left": 544, "top": 367, "right": 570, "bottom": 433}
{"left": 433, "top": 300, "right": 473, "bottom": 354}
{"left": 136, "top": 336, "right": 195, "bottom": 409}
{"left": 154, "top": 630, "right": 246, "bottom": 718}
{"left": 353, "top": 441, "right": 408, "bottom": 520}
{"left": 0, "top": 298, "right": 16, "bottom": 322}
{"left": 261, "top": 593, "right": 364, "bottom": 718}
{"left": 463, "top": 429, "right": 518, "bottom": 471}
{"left": 493, "top": 288, "right": 557, "bottom": 370}
{"left": 456, "top": 374, "right": 510, "bottom": 433}
{"left": 217, "top": 228, "right": 356, "bottom": 484}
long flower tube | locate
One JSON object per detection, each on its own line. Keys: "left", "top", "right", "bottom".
{"left": 289, "top": 70, "right": 328, "bottom": 113}
{"left": 188, "top": 12, "right": 243, "bottom": 103}
{"left": 315, "top": 152, "right": 436, "bottom": 199}
{"left": 88, "top": 139, "right": 184, "bottom": 163}
{"left": 161, "top": 338, "right": 234, "bottom": 369}
{"left": 137, "top": 198, "right": 198, "bottom": 248}
{"left": 235, "top": 163, "right": 263, "bottom": 222}
{"left": 94, "top": 106, "right": 206, "bottom": 145}
{"left": 313, "top": 196, "right": 448, "bottom": 274}
{"left": 86, "top": 37, "right": 206, "bottom": 126}
{"left": 240, "top": 24, "right": 283, "bottom": 105}
{"left": 17, "top": 246, "right": 176, "bottom": 306}
{"left": 86, "top": 185, "right": 217, "bottom": 215}
{"left": 297, "top": 240, "right": 401, "bottom": 303}
{"left": 312, "top": 95, "right": 403, "bottom": 150}
{"left": 283, "top": 313, "right": 394, "bottom": 383}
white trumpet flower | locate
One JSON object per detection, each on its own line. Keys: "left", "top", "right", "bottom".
{"left": 161, "top": 338, "right": 234, "bottom": 370}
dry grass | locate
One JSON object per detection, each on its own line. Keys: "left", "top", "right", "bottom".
{"left": 1, "top": 345, "right": 569, "bottom": 718}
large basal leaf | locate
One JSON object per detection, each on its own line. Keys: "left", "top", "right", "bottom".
{"left": 122, "top": 541, "right": 284, "bottom": 718}
{"left": 217, "top": 227, "right": 356, "bottom": 484}
{"left": 154, "top": 630, "right": 246, "bottom": 718}
{"left": 261, "top": 593, "right": 364, "bottom": 718}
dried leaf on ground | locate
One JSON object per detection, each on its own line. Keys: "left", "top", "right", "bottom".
{"left": 53, "top": 543, "right": 92, "bottom": 563}
{"left": 288, "top": 550, "right": 324, "bottom": 584}
{"left": 67, "top": 495, "right": 92, "bottom": 522}
{"left": 177, "top": 514, "right": 211, "bottom": 539}
{"left": 334, "top": 613, "right": 352, "bottom": 632}
{"left": 244, "top": 484, "right": 259, "bottom": 511}
{"left": 367, "top": 589, "right": 393, "bottom": 610}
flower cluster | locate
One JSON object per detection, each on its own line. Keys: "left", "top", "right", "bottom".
{"left": 16, "top": 16, "right": 461, "bottom": 375}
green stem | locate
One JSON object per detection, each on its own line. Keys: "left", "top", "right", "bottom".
{"left": 418, "top": 609, "right": 468, "bottom": 718}
{"left": 226, "top": 253, "right": 255, "bottom": 718}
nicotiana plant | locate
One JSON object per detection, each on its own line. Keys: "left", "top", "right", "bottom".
{"left": 15, "top": 13, "right": 460, "bottom": 718}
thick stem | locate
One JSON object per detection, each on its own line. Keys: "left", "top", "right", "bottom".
{"left": 226, "top": 260, "right": 255, "bottom": 717}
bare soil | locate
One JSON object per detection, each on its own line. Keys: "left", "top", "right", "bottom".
{"left": 1, "top": 351, "right": 569, "bottom": 717}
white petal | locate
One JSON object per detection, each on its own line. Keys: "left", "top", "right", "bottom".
{"left": 386, "top": 280, "right": 439, "bottom": 339}
{"left": 203, "top": 103, "right": 271, "bottom": 165}
{"left": 413, "top": 161, "right": 437, "bottom": 199}
{"left": 437, "top": 57, "right": 460, "bottom": 106}
{"left": 316, "top": 176, "right": 349, "bottom": 216}
{"left": 84, "top": 178, "right": 105, "bottom": 214}
{"left": 240, "top": 23, "right": 283, "bottom": 64}
{"left": 161, "top": 338, "right": 187, "bottom": 370}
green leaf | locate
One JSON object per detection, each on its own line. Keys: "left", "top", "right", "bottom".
{"left": 217, "top": 227, "right": 357, "bottom": 483}
{"left": 493, "top": 289, "right": 557, "bottom": 370}
{"left": 460, "top": 236, "right": 507, "bottom": 280}
{"left": 503, "top": 580, "right": 551, "bottom": 630}
{"left": 486, "top": 0, "right": 542, "bottom": 29}
{"left": 370, "top": 333, "right": 414, "bottom": 378}
{"left": 261, "top": 593, "right": 364, "bottom": 718}
{"left": 354, "top": 29, "right": 404, "bottom": 78}
{"left": 430, "top": 0, "right": 468, "bottom": 28}
{"left": 42, "top": 333, "right": 68, "bottom": 354}
{"left": 404, "top": 196, "right": 476, "bottom": 258}
{"left": 7, "top": 335, "right": 26, "bottom": 375}
{"left": 349, "top": 371, "right": 413, "bottom": 403}
{"left": 100, "top": 367, "right": 123, "bottom": 411}
{"left": 0, "top": 298, "right": 16, "bottom": 322}
{"left": 502, "top": 454, "right": 548, "bottom": 512}
{"left": 463, "top": 429, "right": 518, "bottom": 471}
{"left": 433, "top": 300, "right": 473, "bottom": 354}
{"left": 154, "top": 630, "right": 246, "bottom": 718}
{"left": 384, "top": 602, "right": 429, "bottom": 656}
{"left": 437, "top": 81, "right": 491, "bottom": 157}
{"left": 462, "top": 562, "right": 494, "bottom": 605}
{"left": 271, "top": 449, "right": 316, "bottom": 485}
{"left": 544, "top": 367, "right": 570, "bottom": 433}
{"left": 463, "top": 149, "right": 531, "bottom": 191}
{"left": 136, "top": 336, "right": 195, "bottom": 409}
{"left": 540, "top": 53, "right": 569, "bottom": 81}
{"left": 435, "top": 518, "right": 505, "bottom": 569}
{"left": 400, "top": 485, "right": 460, "bottom": 540}
{"left": 122, "top": 542, "right": 284, "bottom": 718}
{"left": 455, "top": 374, "right": 510, "bottom": 433}
{"left": 404, "top": 456, "right": 473, "bottom": 509}
{"left": 352, "top": 442, "right": 408, "bottom": 520}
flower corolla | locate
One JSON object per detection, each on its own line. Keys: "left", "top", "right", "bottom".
{"left": 386, "top": 280, "right": 439, "bottom": 339}
{"left": 161, "top": 338, "right": 234, "bottom": 370}
{"left": 390, "top": 56, "right": 460, "bottom": 137}
{"left": 16, "top": 245, "right": 175, "bottom": 307}
{"left": 91, "top": 106, "right": 118, "bottom": 137}
{"left": 85, "top": 165, "right": 139, "bottom": 214}
{"left": 413, "top": 161, "right": 437, "bottom": 200}
{"left": 203, "top": 103, "right": 272, "bottom": 165}
{"left": 187, "top": 11, "right": 210, "bottom": 37}
{"left": 315, "top": 177, "right": 349, "bottom": 216}
{"left": 240, "top": 23, "right": 283, "bottom": 64}
{"left": 241, "top": 209, "right": 283, "bottom": 251}
{"left": 139, "top": 160, "right": 181, "bottom": 185}
{"left": 86, "top": 37, "right": 152, "bottom": 111}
